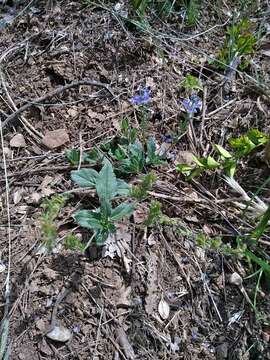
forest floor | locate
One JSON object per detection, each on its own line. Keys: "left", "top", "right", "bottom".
{"left": 0, "top": 1, "right": 270, "bottom": 359}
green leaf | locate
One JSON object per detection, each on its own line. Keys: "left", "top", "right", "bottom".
{"left": 96, "top": 161, "right": 117, "bottom": 201}
{"left": 206, "top": 156, "right": 220, "bottom": 169}
{"left": 71, "top": 168, "right": 99, "bottom": 187}
{"left": 74, "top": 210, "right": 103, "bottom": 230}
{"left": 176, "top": 164, "right": 193, "bottom": 175}
{"left": 181, "top": 74, "right": 203, "bottom": 91}
{"left": 116, "top": 179, "right": 130, "bottom": 196}
{"left": 111, "top": 202, "right": 134, "bottom": 221}
{"left": 224, "top": 159, "right": 237, "bottom": 177}
{"left": 214, "top": 144, "right": 232, "bottom": 159}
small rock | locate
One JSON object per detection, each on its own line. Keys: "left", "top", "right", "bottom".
{"left": 42, "top": 129, "right": 70, "bottom": 149}
{"left": 46, "top": 325, "right": 72, "bottom": 342}
{"left": 158, "top": 298, "right": 170, "bottom": 320}
{"left": 229, "top": 272, "right": 242, "bottom": 286}
{"left": 174, "top": 151, "right": 194, "bottom": 165}
{"left": 10, "top": 134, "right": 26, "bottom": 148}
{"left": 3, "top": 147, "right": 13, "bottom": 158}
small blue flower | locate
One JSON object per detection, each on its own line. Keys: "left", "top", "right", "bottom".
{"left": 182, "top": 95, "right": 202, "bottom": 114}
{"left": 130, "top": 87, "right": 151, "bottom": 105}
{"left": 161, "top": 135, "right": 174, "bottom": 143}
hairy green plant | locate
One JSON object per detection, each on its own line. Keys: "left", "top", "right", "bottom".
{"left": 40, "top": 194, "right": 69, "bottom": 252}
{"left": 144, "top": 201, "right": 162, "bottom": 226}
{"left": 130, "top": 172, "right": 158, "bottom": 201}
{"left": 71, "top": 161, "right": 134, "bottom": 246}
{"left": 177, "top": 129, "right": 269, "bottom": 180}
{"left": 218, "top": 18, "right": 257, "bottom": 69}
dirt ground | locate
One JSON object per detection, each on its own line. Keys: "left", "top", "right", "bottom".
{"left": 0, "top": 1, "right": 270, "bottom": 359}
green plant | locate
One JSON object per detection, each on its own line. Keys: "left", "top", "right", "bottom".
{"left": 40, "top": 194, "right": 69, "bottom": 252}
{"left": 66, "top": 148, "right": 101, "bottom": 166}
{"left": 183, "top": 0, "right": 200, "bottom": 26}
{"left": 130, "top": 172, "right": 158, "bottom": 201}
{"left": 64, "top": 234, "right": 85, "bottom": 251}
{"left": 181, "top": 74, "right": 203, "bottom": 91}
{"left": 144, "top": 201, "right": 162, "bottom": 226}
{"left": 218, "top": 18, "right": 257, "bottom": 69}
{"left": 71, "top": 161, "right": 134, "bottom": 246}
{"left": 177, "top": 129, "right": 269, "bottom": 180}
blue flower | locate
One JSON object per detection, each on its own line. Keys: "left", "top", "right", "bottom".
{"left": 130, "top": 87, "right": 151, "bottom": 105}
{"left": 182, "top": 95, "right": 202, "bottom": 114}
{"left": 161, "top": 135, "right": 174, "bottom": 143}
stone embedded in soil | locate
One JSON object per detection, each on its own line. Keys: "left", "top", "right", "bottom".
{"left": 229, "top": 272, "right": 242, "bottom": 286}
{"left": 41, "top": 129, "right": 70, "bottom": 149}
{"left": 46, "top": 325, "right": 72, "bottom": 342}
{"left": 10, "top": 133, "right": 26, "bottom": 148}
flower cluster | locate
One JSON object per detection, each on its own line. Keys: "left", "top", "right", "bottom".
{"left": 130, "top": 87, "right": 151, "bottom": 105}
{"left": 182, "top": 95, "right": 202, "bottom": 114}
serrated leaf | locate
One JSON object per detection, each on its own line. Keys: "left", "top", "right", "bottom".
{"left": 74, "top": 210, "right": 103, "bottom": 230}
{"left": 214, "top": 144, "right": 232, "bottom": 159}
{"left": 111, "top": 202, "right": 134, "bottom": 221}
{"left": 158, "top": 298, "right": 170, "bottom": 320}
{"left": 71, "top": 168, "right": 99, "bottom": 187}
{"left": 96, "top": 162, "right": 117, "bottom": 201}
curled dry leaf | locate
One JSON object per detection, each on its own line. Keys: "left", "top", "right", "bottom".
{"left": 158, "top": 298, "right": 170, "bottom": 320}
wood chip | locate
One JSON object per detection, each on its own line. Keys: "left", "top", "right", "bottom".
{"left": 42, "top": 129, "right": 70, "bottom": 149}
{"left": 10, "top": 134, "right": 26, "bottom": 148}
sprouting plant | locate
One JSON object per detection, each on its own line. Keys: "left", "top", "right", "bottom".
{"left": 64, "top": 234, "right": 85, "bottom": 251}
{"left": 177, "top": 129, "right": 269, "bottom": 180}
{"left": 181, "top": 74, "right": 203, "bottom": 91}
{"left": 229, "top": 129, "right": 269, "bottom": 158}
{"left": 40, "top": 194, "right": 69, "bottom": 252}
{"left": 71, "top": 161, "right": 134, "bottom": 246}
{"left": 144, "top": 201, "right": 162, "bottom": 226}
{"left": 130, "top": 172, "right": 158, "bottom": 201}
{"left": 66, "top": 148, "right": 101, "bottom": 166}
{"left": 120, "top": 117, "right": 138, "bottom": 145}
{"left": 218, "top": 18, "right": 257, "bottom": 69}
{"left": 117, "top": 138, "right": 166, "bottom": 174}
{"left": 183, "top": 0, "right": 200, "bottom": 26}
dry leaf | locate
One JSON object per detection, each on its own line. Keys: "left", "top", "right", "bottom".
{"left": 10, "top": 134, "right": 26, "bottom": 148}
{"left": 158, "top": 298, "right": 170, "bottom": 320}
{"left": 42, "top": 129, "right": 70, "bottom": 149}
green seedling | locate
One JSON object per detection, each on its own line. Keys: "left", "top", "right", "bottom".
{"left": 64, "top": 234, "right": 85, "bottom": 251}
{"left": 181, "top": 74, "right": 203, "bottom": 91}
{"left": 130, "top": 172, "right": 157, "bottom": 201}
{"left": 71, "top": 161, "right": 134, "bottom": 246}
{"left": 40, "top": 194, "right": 69, "bottom": 252}
{"left": 144, "top": 201, "right": 163, "bottom": 226}
{"left": 66, "top": 148, "right": 101, "bottom": 165}
{"left": 217, "top": 18, "right": 257, "bottom": 69}
{"left": 229, "top": 129, "right": 269, "bottom": 158}
{"left": 183, "top": 0, "right": 200, "bottom": 26}
{"left": 177, "top": 129, "right": 269, "bottom": 180}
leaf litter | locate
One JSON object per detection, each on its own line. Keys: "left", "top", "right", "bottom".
{"left": 0, "top": 1, "right": 270, "bottom": 360}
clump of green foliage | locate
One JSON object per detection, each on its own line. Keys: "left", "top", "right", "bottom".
{"left": 40, "top": 194, "right": 69, "bottom": 252}
{"left": 181, "top": 74, "right": 203, "bottom": 91}
{"left": 64, "top": 233, "right": 85, "bottom": 251}
{"left": 102, "top": 118, "right": 166, "bottom": 175}
{"left": 218, "top": 18, "right": 257, "bottom": 69}
{"left": 71, "top": 161, "right": 134, "bottom": 246}
{"left": 177, "top": 129, "right": 269, "bottom": 180}
{"left": 131, "top": 172, "right": 158, "bottom": 201}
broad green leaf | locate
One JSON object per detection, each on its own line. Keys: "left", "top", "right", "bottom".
{"left": 100, "top": 199, "right": 112, "bottom": 218}
{"left": 71, "top": 168, "right": 99, "bottom": 187}
{"left": 214, "top": 144, "right": 232, "bottom": 159}
{"left": 224, "top": 159, "right": 237, "bottom": 177}
{"left": 74, "top": 210, "right": 103, "bottom": 230}
{"left": 95, "top": 230, "right": 110, "bottom": 246}
{"left": 111, "top": 202, "right": 134, "bottom": 221}
{"left": 176, "top": 164, "right": 193, "bottom": 175}
{"left": 193, "top": 156, "right": 206, "bottom": 168}
{"left": 96, "top": 161, "right": 117, "bottom": 201}
{"left": 206, "top": 156, "right": 220, "bottom": 169}
{"left": 116, "top": 179, "right": 130, "bottom": 196}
